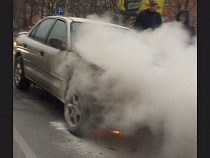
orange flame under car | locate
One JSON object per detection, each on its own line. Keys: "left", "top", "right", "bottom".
{"left": 111, "top": 130, "right": 120, "bottom": 134}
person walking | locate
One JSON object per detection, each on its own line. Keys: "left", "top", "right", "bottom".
{"left": 176, "top": 9, "right": 195, "bottom": 36}
{"left": 133, "top": 0, "right": 162, "bottom": 31}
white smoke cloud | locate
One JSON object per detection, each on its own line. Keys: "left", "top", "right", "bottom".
{"left": 55, "top": 15, "right": 197, "bottom": 158}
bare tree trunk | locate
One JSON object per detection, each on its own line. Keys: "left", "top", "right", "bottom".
{"left": 41, "top": 0, "right": 45, "bottom": 19}
{"left": 29, "top": 1, "right": 34, "bottom": 25}
{"left": 23, "top": 1, "right": 28, "bottom": 28}
{"left": 185, "top": 0, "right": 189, "bottom": 9}
{"left": 15, "top": 0, "right": 21, "bottom": 23}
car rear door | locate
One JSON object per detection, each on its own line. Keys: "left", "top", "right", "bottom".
{"left": 23, "top": 18, "right": 56, "bottom": 84}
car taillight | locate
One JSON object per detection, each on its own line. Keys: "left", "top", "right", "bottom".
{"left": 13, "top": 41, "right": 17, "bottom": 48}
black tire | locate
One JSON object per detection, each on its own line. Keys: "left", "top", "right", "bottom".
{"left": 64, "top": 86, "right": 90, "bottom": 136}
{"left": 14, "top": 56, "right": 30, "bottom": 90}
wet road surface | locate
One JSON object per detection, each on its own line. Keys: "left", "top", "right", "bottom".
{"left": 13, "top": 84, "right": 161, "bottom": 158}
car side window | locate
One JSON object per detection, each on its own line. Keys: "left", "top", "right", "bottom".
{"left": 47, "top": 20, "right": 67, "bottom": 46}
{"left": 31, "top": 19, "right": 56, "bottom": 43}
{"left": 29, "top": 24, "right": 40, "bottom": 38}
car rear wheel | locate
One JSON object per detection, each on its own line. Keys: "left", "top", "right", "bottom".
{"left": 14, "top": 56, "right": 30, "bottom": 89}
{"left": 64, "top": 87, "right": 90, "bottom": 136}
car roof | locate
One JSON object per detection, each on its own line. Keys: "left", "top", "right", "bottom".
{"left": 45, "top": 16, "right": 129, "bottom": 30}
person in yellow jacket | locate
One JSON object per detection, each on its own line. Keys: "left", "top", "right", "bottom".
{"left": 133, "top": 0, "right": 162, "bottom": 30}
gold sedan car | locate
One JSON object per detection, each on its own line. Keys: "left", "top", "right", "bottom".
{"left": 13, "top": 16, "right": 129, "bottom": 136}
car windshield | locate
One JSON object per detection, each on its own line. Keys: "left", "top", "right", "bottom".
{"left": 71, "top": 22, "right": 129, "bottom": 52}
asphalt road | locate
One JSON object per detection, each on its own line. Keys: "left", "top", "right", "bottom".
{"left": 13, "top": 82, "right": 161, "bottom": 158}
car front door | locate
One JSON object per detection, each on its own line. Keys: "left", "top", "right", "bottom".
{"left": 34, "top": 19, "right": 68, "bottom": 99}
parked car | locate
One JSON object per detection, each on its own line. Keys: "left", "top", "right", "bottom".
{"left": 13, "top": 16, "right": 129, "bottom": 136}
{"left": 26, "top": 26, "right": 32, "bottom": 31}
{"left": 26, "top": 23, "right": 35, "bottom": 31}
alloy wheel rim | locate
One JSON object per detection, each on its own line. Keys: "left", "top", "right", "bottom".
{"left": 65, "top": 94, "right": 81, "bottom": 127}
{"left": 14, "top": 63, "right": 22, "bottom": 85}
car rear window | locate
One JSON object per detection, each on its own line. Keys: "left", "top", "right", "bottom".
{"left": 30, "top": 19, "right": 56, "bottom": 43}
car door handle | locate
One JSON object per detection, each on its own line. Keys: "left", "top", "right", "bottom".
{"left": 39, "top": 50, "right": 45, "bottom": 56}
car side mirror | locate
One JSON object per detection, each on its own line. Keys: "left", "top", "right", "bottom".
{"left": 49, "top": 38, "right": 66, "bottom": 50}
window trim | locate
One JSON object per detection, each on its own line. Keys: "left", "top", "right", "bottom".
{"left": 46, "top": 19, "right": 68, "bottom": 48}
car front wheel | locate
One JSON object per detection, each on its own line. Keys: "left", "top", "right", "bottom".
{"left": 64, "top": 87, "right": 90, "bottom": 136}
{"left": 14, "top": 56, "right": 30, "bottom": 89}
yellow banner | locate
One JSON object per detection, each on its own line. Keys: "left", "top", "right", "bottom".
{"left": 118, "top": 0, "right": 165, "bottom": 15}
{"left": 118, "top": 0, "right": 126, "bottom": 11}
{"left": 138, "top": 0, "right": 165, "bottom": 14}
